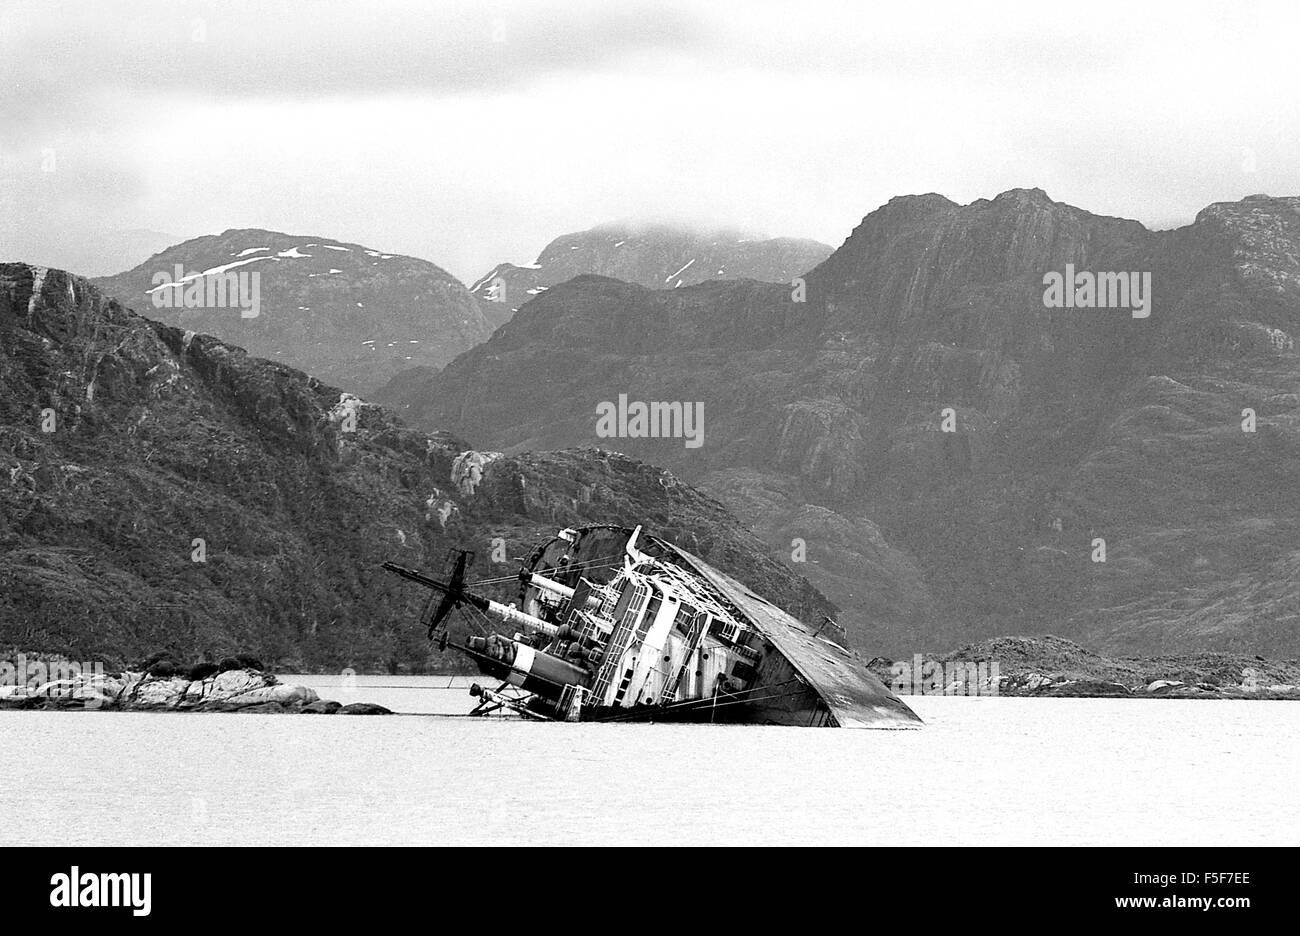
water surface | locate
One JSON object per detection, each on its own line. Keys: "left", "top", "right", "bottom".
{"left": 2, "top": 679, "right": 1295, "bottom": 845}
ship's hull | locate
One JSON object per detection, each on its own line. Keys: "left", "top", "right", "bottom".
{"left": 518, "top": 525, "right": 922, "bottom": 729}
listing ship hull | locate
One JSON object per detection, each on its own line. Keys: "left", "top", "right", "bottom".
{"left": 385, "top": 524, "right": 922, "bottom": 728}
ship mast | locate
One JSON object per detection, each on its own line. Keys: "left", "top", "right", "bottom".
{"left": 381, "top": 560, "right": 559, "bottom": 638}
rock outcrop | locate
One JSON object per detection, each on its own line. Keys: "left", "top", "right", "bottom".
{"left": 0, "top": 667, "right": 339, "bottom": 712}
{"left": 337, "top": 701, "right": 392, "bottom": 715}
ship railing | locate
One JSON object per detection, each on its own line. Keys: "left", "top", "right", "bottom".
{"left": 641, "top": 560, "right": 746, "bottom": 636}
{"left": 573, "top": 608, "right": 613, "bottom": 642}
{"left": 592, "top": 583, "right": 619, "bottom": 617}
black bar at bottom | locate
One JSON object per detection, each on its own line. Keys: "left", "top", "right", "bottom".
{"left": 8, "top": 846, "right": 1283, "bottom": 922}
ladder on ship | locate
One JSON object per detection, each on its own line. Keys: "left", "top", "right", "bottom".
{"left": 587, "top": 584, "right": 648, "bottom": 705}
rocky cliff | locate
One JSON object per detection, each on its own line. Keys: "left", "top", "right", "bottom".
{"left": 0, "top": 263, "right": 833, "bottom": 671}
{"left": 378, "top": 190, "right": 1300, "bottom": 658}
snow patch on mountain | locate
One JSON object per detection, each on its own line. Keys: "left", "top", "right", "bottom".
{"left": 666, "top": 258, "right": 696, "bottom": 281}
{"left": 146, "top": 255, "right": 275, "bottom": 294}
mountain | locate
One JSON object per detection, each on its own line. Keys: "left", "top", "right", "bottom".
{"left": 375, "top": 189, "right": 1300, "bottom": 658}
{"left": 468, "top": 222, "right": 832, "bottom": 318}
{"left": 92, "top": 229, "right": 494, "bottom": 397}
{"left": 0, "top": 263, "right": 833, "bottom": 671}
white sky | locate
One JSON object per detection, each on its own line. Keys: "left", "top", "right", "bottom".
{"left": 1, "top": 0, "right": 1296, "bottom": 281}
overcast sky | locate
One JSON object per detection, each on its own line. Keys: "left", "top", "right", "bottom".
{"left": 1, "top": 0, "right": 1296, "bottom": 281}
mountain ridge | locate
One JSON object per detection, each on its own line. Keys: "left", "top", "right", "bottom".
{"left": 378, "top": 188, "right": 1300, "bottom": 658}
{"left": 468, "top": 221, "right": 832, "bottom": 318}
{"left": 91, "top": 228, "right": 491, "bottom": 398}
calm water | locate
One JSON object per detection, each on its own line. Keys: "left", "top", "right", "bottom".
{"left": 3, "top": 677, "right": 1296, "bottom": 846}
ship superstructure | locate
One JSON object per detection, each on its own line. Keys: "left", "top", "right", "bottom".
{"left": 383, "top": 524, "right": 921, "bottom": 728}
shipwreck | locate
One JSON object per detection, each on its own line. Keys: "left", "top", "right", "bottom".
{"left": 384, "top": 524, "right": 921, "bottom": 728}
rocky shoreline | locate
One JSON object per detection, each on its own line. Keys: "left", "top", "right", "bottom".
{"left": 7, "top": 634, "right": 1300, "bottom": 712}
{"left": 869, "top": 636, "right": 1300, "bottom": 699}
{"left": 0, "top": 665, "right": 392, "bottom": 714}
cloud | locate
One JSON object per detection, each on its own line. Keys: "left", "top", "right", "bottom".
{"left": 1, "top": 0, "right": 706, "bottom": 109}
{"left": 1, "top": 0, "right": 1297, "bottom": 282}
